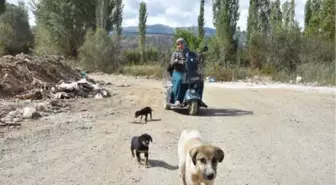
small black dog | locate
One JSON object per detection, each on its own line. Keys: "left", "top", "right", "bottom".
{"left": 135, "top": 106, "right": 154, "bottom": 123}
{"left": 131, "top": 133, "right": 153, "bottom": 167}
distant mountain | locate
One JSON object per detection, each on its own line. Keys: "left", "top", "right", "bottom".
{"left": 119, "top": 24, "right": 247, "bottom": 47}
{"left": 121, "top": 24, "right": 216, "bottom": 36}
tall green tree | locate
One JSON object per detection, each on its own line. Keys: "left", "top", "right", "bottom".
{"left": 306, "top": 0, "right": 322, "bottom": 35}
{"left": 0, "top": 2, "right": 33, "bottom": 54}
{"left": 198, "top": 0, "right": 205, "bottom": 41}
{"left": 212, "top": 0, "right": 240, "bottom": 64}
{"left": 246, "top": 0, "right": 258, "bottom": 42}
{"left": 304, "top": 0, "right": 312, "bottom": 30}
{"left": 138, "top": 1, "right": 147, "bottom": 63}
{"left": 113, "top": 0, "right": 124, "bottom": 39}
{"left": 33, "top": 0, "right": 96, "bottom": 57}
{"left": 0, "top": 0, "right": 5, "bottom": 15}
{"left": 270, "top": 0, "right": 282, "bottom": 32}
{"left": 320, "top": 0, "right": 335, "bottom": 40}
{"left": 282, "top": 1, "right": 290, "bottom": 29}
{"left": 95, "top": 0, "right": 115, "bottom": 31}
{"left": 282, "top": 0, "right": 298, "bottom": 32}
{"left": 258, "top": 0, "right": 271, "bottom": 35}
{"left": 288, "top": 0, "right": 296, "bottom": 30}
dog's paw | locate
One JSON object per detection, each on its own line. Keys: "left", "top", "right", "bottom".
{"left": 145, "top": 164, "right": 150, "bottom": 168}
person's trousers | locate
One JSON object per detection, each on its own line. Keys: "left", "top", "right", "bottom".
{"left": 172, "top": 71, "right": 205, "bottom": 103}
{"left": 172, "top": 71, "right": 185, "bottom": 102}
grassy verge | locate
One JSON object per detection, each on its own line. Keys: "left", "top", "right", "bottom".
{"left": 119, "top": 63, "right": 335, "bottom": 86}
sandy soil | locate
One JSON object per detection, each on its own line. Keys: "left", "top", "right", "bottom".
{"left": 0, "top": 74, "right": 335, "bottom": 185}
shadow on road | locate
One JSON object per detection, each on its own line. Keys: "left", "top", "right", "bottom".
{"left": 174, "top": 108, "right": 254, "bottom": 117}
{"left": 129, "top": 118, "right": 162, "bottom": 124}
{"left": 148, "top": 159, "right": 178, "bottom": 170}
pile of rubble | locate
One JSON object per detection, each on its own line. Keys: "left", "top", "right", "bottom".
{"left": 0, "top": 54, "right": 113, "bottom": 131}
{"left": 0, "top": 53, "right": 111, "bottom": 100}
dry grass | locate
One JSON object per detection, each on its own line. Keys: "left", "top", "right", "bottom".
{"left": 121, "top": 64, "right": 164, "bottom": 78}
{"left": 292, "top": 62, "right": 334, "bottom": 85}
{"left": 204, "top": 65, "right": 260, "bottom": 81}
{"left": 118, "top": 62, "right": 335, "bottom": 86}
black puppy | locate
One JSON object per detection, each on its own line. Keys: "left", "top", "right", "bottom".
{"left": 135, "top": 106, "right": 154, "bottom": 123}
{"left": 131, "top": 133, "right": 153, "bottom": 167}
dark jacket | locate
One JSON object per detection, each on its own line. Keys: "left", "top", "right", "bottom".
{"left": 167, "top": 47, "right": 189, "bottom": 75}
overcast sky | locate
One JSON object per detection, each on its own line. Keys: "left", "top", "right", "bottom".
{"left": 8, "top": 0, "right": 307, "bottom": 31}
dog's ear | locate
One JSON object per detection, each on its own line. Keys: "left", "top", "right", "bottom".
{"left": 189, "top": 147, "right": 198, "bottom": 166}
{"left": 149, "top": 135, "right": 153, "bottom": 142}
{"left": 214, "top": 146, "right": 225, "bottom": 163}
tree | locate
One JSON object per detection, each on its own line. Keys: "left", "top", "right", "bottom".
{"left": 0, "top": 0, "right": 5, "bottom": 15}
{"left": 95, "top": 0, "right": 115, "bottom": 31}
{"left": 173, "top": 28, "right": 200, "bottom": 51}
{"left": 138, "top": 1, "right": 147, "bottom": 63}
{"left": 288, "top": 0, "right": 296, "bottom": 30}
{"left": 212, "top": 0, "right": 240, "bottom": 64}
{"left": 33, "top": 0, "right": 96, "bottom": 57}
{"left": 304, "top": 0, "right": 312, "bottom": 30}
{"left": 246, "top": 0, "right": 258, "bottom": 42}
{"left": 198, "top": 0, "right": 205, "bottom": 41}
{"left": 79, "top": 28, "right": 118, "bottom": 73}
{"left": 282, "top": 0, "right": 298, "bottom": 32}
{"left": 0, "top": 2, "right": 33, "bottom": 54}
{"left": 306, "top": 0, "right": 322, "bottom": 35}
{"left": 113, "top": 0, "right": 124, "bottom": 39}
{"left": 258, "top": 0, "right": 271, "bottom": 35}
{"left": 320, "top": 0, "right": 335, "bottom": 40}
{"left": 270, "top": 0, "right": 282, "bottom": 32}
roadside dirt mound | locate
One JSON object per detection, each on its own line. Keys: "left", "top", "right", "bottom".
{"left": 0, "top": 54, "right": 81, "bottom": 98}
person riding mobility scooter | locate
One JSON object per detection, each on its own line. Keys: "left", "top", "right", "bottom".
{"left": 163, "top": 38, "right": 208, "bottom": 115}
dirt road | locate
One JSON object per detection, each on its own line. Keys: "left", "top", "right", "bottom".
{"left": 0, "top": 74, "right": 335, "bottom": 185}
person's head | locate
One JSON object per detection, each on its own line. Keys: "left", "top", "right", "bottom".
{"left": 176, "top": 38, "right": 186, "bottom": 50}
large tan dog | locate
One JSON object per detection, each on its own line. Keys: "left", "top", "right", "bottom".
{"left": 178, "top": 129, "right": 225, "bottom": 185}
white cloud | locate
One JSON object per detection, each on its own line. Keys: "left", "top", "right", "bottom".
{"left": 7, "top": 0, "right": 307, "bottom": 31}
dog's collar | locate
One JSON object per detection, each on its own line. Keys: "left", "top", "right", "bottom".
{"left": 136, "top": 150, "right": 149, "bottom": 153}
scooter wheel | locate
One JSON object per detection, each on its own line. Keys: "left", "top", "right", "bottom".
{"left": 163, "top": 92, "right": 171, "bottom": 110}
{"left": 164, "top": 102, "right": 171, "bottom": 110}
{"left": 188, "top": 101, "right": 199, "bottom": 115}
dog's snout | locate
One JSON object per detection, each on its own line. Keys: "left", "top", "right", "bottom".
{"left": 206, "top": 173, "right": 214, "bottom": 180}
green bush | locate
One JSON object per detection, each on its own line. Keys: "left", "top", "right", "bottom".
{"left": 78, "top": 28, "right": 119, "bottom": 73}
{"left": 0, "top": 22, "right": 13, "bottom": 56}
{"left": 33, "top": 25, "right": 62, "bottom": 56}
{"left": 172, "top": 28, "right": 202, "bottom": 51}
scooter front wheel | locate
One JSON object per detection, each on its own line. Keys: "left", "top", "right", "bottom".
{"left": 163, "top": 91, "right": 171, "bottom": 110}
{"left": 188, "top": 100, "right": 199, "bottom": 115}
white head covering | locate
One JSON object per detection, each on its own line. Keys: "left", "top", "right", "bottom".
{"left": 176, "top": 38, "right": 186, "bottom": 45}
